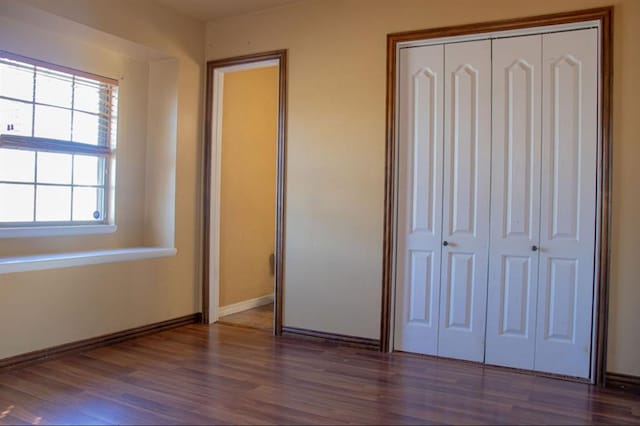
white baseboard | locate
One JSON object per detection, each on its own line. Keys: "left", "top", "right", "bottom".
{"left": 218, "top": 294, "right": 274, "bottom": 317}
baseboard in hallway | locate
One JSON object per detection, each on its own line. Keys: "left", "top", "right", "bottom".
{"left": 218, "top": 302, "right": 273, "bottom": 331}
{"left": 218, "top": 294, "right": 274, "bottom": 317}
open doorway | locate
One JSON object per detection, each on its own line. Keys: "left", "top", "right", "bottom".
{"left": 202, "top": 51, "right": 287, "bottom": 334}
{"left": 216, "top": 64, "right": 277, "bottom": 331}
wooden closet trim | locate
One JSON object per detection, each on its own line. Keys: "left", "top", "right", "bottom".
{"left": 381, "top": 8, "right": 613, "bottom": 386}
{"left": 202, "top": 50, "right": 288, "bottom": 335}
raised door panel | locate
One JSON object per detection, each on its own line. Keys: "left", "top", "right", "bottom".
{"left": 545, "top": 258, "right": 579, "bottom": 342}
{"left": 407, "top": 251, "right": 436, "bottom": 324}
{"left": 444, "top": 252, "right": 474, "bottom": 330}
{"left": 438, "top": 40, "right": 491, "bottom": 362}
{"left": 394, "top": 45, "right": 444, "bottom": 355}
{"left": 486, "top": 35, "right": 542, "bottom": 370}
{"left": 536, "top": 29, "right": 598, "bottom": 379}
{"left": 500, "top": 256, "right": 533, "bottom": 335}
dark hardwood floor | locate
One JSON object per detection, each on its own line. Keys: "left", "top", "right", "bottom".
{"left": 0, "top": 324, "right": 638, "bottom": 425}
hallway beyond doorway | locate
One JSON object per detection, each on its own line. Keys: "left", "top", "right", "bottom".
{"left": 218, "top": 303, "right": 273, "bottom": 331}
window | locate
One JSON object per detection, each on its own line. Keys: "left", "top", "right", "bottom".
{"left": 0, "top": 51, "right": 118, "bottom": 227}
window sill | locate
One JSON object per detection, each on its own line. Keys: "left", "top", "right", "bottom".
{"left": 0, "top": 247, "right": 177, "bottom": 274}
{"left": 0, "top": 225, "right": 117, "bottom": 239}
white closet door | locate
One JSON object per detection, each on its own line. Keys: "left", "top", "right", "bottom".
{"left": 485, "top": 35, "right": 542, "bottom": 369}
{"left": 394, "top": 45, "right": 444, "bottom": 355}
{"left": 536, "top": 29, "right": 598, "bottom": 378}
{"left": 438, "top": 40, "right": 491, "bottom": 362}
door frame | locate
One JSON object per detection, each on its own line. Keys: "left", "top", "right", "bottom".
{"left": 202, "top": 50, "right": 288, "bottom": 335}
{"left": 381, "top": 8, "right": 613, "bottom": 385}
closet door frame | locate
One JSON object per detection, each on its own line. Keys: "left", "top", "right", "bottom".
{"left": 381, "top": 7, "right": 613, "bottom": 386}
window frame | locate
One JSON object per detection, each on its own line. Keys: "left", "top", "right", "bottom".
{"left": 0, "top": 50, "right": 118, "bottom": 228}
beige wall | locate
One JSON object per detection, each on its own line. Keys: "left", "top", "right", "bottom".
{"left": 0, "top": 0, "right": 204, "bottom": 359}
{"left": 2, "top": 0, "right": 638, "bottom": 381}
{"left": 219, "top": 66, "right": 278, "bottom": 307}
{"left": 206, "top": 0, "right": 640, "bottom": 376}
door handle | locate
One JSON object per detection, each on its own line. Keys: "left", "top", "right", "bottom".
{"left": 532, "top": 245, "right": 539, "bottom": 252}
{"left": 443, "top": 241, "right": 449, "bottom": 247}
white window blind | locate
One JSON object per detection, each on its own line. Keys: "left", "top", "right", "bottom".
{"left": 0, "top": 51, "right": 119, "bottom": 226}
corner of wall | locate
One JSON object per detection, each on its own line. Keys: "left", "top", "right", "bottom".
{"left": 144, "top": 59, "right": 179, "bottom": 247}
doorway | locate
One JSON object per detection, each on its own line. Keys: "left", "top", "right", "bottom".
{"left": 202, "top": 51, "right": 287, "bottom": 334}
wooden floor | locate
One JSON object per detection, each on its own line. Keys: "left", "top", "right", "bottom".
{"left": 218, "top": 303, "right": 273, "bottom": 331}
{"left": 0, "top": 324, "right": 638, "bottom": 425}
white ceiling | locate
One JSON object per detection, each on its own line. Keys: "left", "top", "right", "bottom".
{"left": 156, "top": 0, "right": 299, "bottom": 21}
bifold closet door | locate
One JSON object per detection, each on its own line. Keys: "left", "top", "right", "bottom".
{"left": 394, "top": 31, "right": 596, "bottom": 375}
{"left": 438, "top": 40, "right": 491, "bottom": 362}
{"left": 535, "top": 28, "right": 598, "bottom": 378}
{"left": 394, "top": 44, "right": 444, "bottom": 355}
{"left": 485, "top": 35, "right": 542, "bottom": 370}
